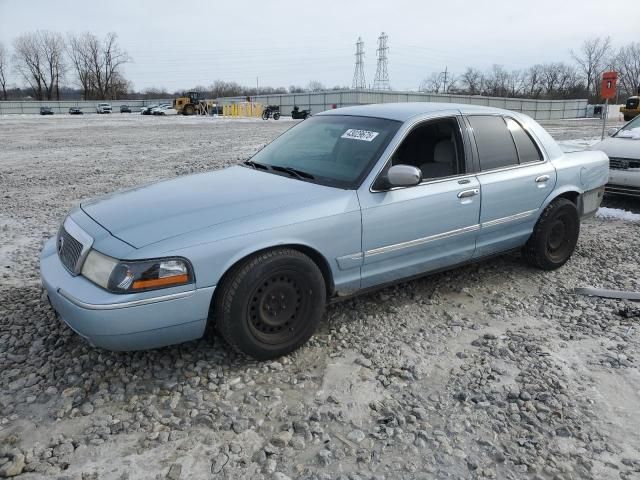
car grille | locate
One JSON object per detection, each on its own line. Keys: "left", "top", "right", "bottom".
{"left": 58, "top": 227, "right": 85, "bottom": 274}
{"left": 609, "top": 157, "right": 640, "bottom": 170}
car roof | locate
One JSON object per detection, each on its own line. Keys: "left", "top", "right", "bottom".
{"left": 317, "top": 102, "right": 512, "bottom": 122}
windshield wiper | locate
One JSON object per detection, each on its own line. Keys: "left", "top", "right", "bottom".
{"left": 270, "top": 165, "right": 315, "bottom": 180}
{"left": 243, "top": 160, "right": 269, "bottom": 170}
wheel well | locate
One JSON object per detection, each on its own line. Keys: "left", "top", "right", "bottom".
{"left": 555, "top": 191, "right": 579, "bottom": 205}
{"left": 209, "top": 245, "right": 335, "bottom": 314}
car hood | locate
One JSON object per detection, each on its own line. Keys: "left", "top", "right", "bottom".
{"left": 81, "top": 166, "right": 341, "bottom": 248}
{"left": 590, "top": 137, "right": 640, "bottom": 158}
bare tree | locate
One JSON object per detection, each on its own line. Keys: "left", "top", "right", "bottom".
{"left": 66, "top": 33, "right": 93, "bottom": 99}
{"left": 209, "top": 79, "right": 243, "bottom": 98}
{"left": 306, "top": 80, "right": 325, "bottom": 92}
{"left": 570, "top": 37, "right": 611, "bottom": 96}
{"left": 459, "top": 67, "right": 483, "bottom": 95}
{"left": 40, "top": 31, "right": 65, "bottom": 100}
{"left": 419, "top": 72, "right": 442, "bottom": 93}
{"left": 612, "top": 42, "right": 640, "bottom": 98}
{"left": 523, "top": 64, "right": 543, "bottom": 98}
{"left": 484, "top": 65, "right": 510, "bottom": 97}
{"left": 0, "top": 42, "right": 8, "bottom": 100}
{"left": 67, "top": 32, "right": 130, "bottom": 99}
{"left": 505, "top": 69, "right": 525, "bottom": 97}
{"left": 12, "top": 31, "right": 65, "bottom": 100}
{"left": 13, "top": 33, "right": 45, "bottom": 99}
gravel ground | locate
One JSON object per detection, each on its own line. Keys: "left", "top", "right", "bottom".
{"left": 0, "top": 114, "right": 639, "bottom": 480}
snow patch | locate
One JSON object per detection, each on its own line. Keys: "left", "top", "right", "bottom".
{"left": 596, "top": 207, "right": 640, "bottom": 222}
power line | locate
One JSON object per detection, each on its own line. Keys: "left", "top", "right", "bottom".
{"left": 352, "top": 36, "right": 366, "bottom": 90}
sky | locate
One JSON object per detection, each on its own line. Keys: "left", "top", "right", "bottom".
{"left": 0, "top": 0, "right": 637, "bottom": 92}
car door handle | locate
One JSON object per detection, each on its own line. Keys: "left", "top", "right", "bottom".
{"left": 457, "top": 189, "right": 479, "bottom": 199}
{"left": 535, "top": 175, "right": 550, "bottom": 183}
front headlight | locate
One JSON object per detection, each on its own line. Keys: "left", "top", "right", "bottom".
{"left": 81, "top": 251, "right": 194, "bottom": 293}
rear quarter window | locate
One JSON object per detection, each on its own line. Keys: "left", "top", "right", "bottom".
{"left": 468, "top": 115, "right": 519, "bottom": 171}
{"left": 505, "top": 117, "right": 542, "bottom": 163}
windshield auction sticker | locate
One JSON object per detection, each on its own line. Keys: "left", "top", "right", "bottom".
{"left": 341, "top": 129, "right": 380, "bottom": 142}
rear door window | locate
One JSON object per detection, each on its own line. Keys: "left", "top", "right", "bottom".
{"left": 468, "top": 115, "right": 518, "bottom": 171}
{"left": 505, "top": 117, "right": 542, "bottom": 163}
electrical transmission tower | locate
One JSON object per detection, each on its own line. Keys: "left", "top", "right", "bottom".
{"left": 351, "top": 37, "right": 366, "bottom": 90}
{"left": 373, "top": 32, "right": 390, "bottom": 90}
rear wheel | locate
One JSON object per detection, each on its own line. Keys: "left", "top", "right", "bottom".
{"left": 214, "top": 248, "right": 326, "bottom": 360}
{"left": 523, "top": 198, "right": 580, "bottom": 270}
{"left": 623, "top": 114, "right": 631, "bottom": 121}
{"left": 273, "top": 112, "right": 281, "bottom": 120}
{"left": 184, "top": 104, "right": 195, "bottom": 116}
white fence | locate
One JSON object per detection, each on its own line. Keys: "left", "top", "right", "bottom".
{"left": 0, "top": 99, "right": 174, "bottom": 115}
{"left": 0, "top": 91, "right": 589, "bottom": 119}
{"left": 219, "top": 90, "right": 588, "bottom": 120}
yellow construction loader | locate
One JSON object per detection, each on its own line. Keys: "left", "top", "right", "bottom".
{"left": 173, "top": 91, "right": 218, "bottom": 116}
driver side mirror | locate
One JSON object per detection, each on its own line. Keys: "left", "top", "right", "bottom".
{"left": 386, "top": 164, "right": 422, "bottom": 188}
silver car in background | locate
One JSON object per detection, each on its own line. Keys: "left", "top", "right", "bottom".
{"left": 40, "top": 103, "right": 608, "bottom": 360}
{"left": 591, "top": 115, "right": 640, "bottom": 197}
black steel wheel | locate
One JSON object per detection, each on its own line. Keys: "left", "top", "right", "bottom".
{"left": 523, "top": 198, "right": 580, "bottom": 270}
{"left": 214, "top": 248, "right": 326, "bottom": 359}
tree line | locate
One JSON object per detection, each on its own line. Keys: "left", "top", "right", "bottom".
{"left": 0, "top": 31, "right": 130, "bottom": 101}
{"left": 0, "top": 33, "right": 638, "bottom": 102}
{"left": 419, "top": 37, "right": 640, "bottom": 101}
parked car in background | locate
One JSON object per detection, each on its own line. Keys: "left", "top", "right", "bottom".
{"left": 96, "top": 103, "right": 112, "bottom": 114}
{"left": 150, "top": 103, "right": 172, "bottom": 115}
{"left": 68, "top": 107, "right": 83, "bottom": 115}
{"left": 39, "top": 106, "right": 54, "bottom": 115}
{"left": 153, "top": 105, "right": 177, "bottom": 116}
{"left": 590, "top": 115, "right": 640, "bottom": 197}
{"left": 120, "top": 105, "right": 131, "bottom": 113}
{"left": 140, "top": 104, "right": 158, "bottom": 115}
{"left": 41, "top": 103, "right": 608, "bottom": 359}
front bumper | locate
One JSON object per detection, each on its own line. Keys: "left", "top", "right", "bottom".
{"left": 607, "top": 169, "right": 640, "bottom": 197}
{"left": 40, "top": 237, "right": 214, "bottom": 351}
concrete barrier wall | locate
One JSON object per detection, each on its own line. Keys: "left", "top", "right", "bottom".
{"left": 218, "top": 90, "right": 588, "bottom": 120}
{"left": 0, "top": 99, "right": 173, "bottom": 115}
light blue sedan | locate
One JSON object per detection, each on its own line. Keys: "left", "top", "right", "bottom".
{"left": 41, "top": 103, "right": 609, "bottom": 359}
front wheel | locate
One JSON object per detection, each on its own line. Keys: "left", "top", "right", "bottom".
{"left": 214, "top": 248, "right": 326, "bottom": 360}
{"left": 261, "top": 110, "right": 270, "bottom": 120}
{"left": 523, "top": 198, "right": 580, "bottom": 270}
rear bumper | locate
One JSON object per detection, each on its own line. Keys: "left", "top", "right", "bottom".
{"left": 40, "top": 237, "right": 214, "bottom": 351}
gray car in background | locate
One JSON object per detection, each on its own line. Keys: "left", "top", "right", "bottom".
{"left": 40, "top": 103, "right": 608, "bottom": 359}
{"left": 591, "top": 115, "right": 640, "bottom": 197}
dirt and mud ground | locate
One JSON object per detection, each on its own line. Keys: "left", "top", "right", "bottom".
{"left": 0, "top": 114, "right": 638, "bottom": 480}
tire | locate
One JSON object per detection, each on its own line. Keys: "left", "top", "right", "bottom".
{"left": 273, "top": 112, "right": 281, "bottom": 120}
{"left": 261, "top": 110, "right": 269, "bottom": 120}
{"left": 214, "top": 248, "right": 326, "bottom": 360}
{"left": 184, "top": 105, "right": 195, "bottom": 116}
{"left": 623, "top": 114, "right": 631, "bottom": 121}
{"left": 523, "top": 198, "right": 580, "bottom": 270}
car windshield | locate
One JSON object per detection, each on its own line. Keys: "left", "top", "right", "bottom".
{"left": 248, "top": 115, "right": 401, "bottom": 188}
{"left": 619, "top": 115, "right": 640, "bottom": 132}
